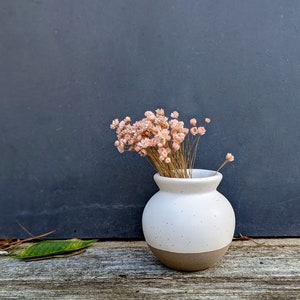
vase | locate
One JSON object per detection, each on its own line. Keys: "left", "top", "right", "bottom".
{"left": 142, "top": 169, "right": 235, "bottom": 271}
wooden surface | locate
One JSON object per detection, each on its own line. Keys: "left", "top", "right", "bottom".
{"left": 0, "top": 239, "right": 299, "bottom": 299}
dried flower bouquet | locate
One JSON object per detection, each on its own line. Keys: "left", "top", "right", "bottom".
{"left": 110, "top": 108, "right": 234, "bottom": 178}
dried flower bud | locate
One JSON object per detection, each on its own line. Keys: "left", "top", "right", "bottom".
{"left": 155, "top": 108, "right": 165, "bottom": 116}
{"left": 226, "top": 153, "right": 234, "bottom": 162}
{"left": 124, "top": 116, "right": 131, "bottom": 124}
{"left": 183, "top": 128, "right": 189, "bottom": 135}
{"left": 198, "top": 126, "right": 206, "bottom": 135}
{"left": 144, "top": 111, "right": 155, "bottom": 121}
{"left": 205, "top": 118, "right": 211, "bottom": 124}
{"left": 110, "top": 119, "right": 119, "bottom": 129}
{"left": 172, "top": 142, "right": 180, "bottom": 151}
{"left": 139, "top": 149, "right": 148, "bottom": 157}
{"left": 190, "top": 127, "right": 198, "bottom": 135}
{"left": 117, "top": 144, "right": 125, "bottom": 153}
{"left": 165, "top": 157, "right": 171, "bottom": 163}
{"left": 190, "top": 118, "right": 197, "bottom": 126}
{"left": 171, "top": 111, "right": 179, "bottom": 119}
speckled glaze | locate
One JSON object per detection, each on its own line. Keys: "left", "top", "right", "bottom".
{"left": 142, "top": 169, "right": 235, "bottom": 271}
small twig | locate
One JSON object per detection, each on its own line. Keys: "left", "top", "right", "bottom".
{"left": 21, "top": 230, "right": 56, "bottom": 243}
{"left": 2, "top": 230, "right": 56, "bottom": 251}
{"left": 233, "top": 233, "right": 265, "bottom": 245}
{"left": 16, "top": 221, "right": 35, "bottom": 237}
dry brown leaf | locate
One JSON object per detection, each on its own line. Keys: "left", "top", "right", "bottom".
{"left": 0, "top": 230, "right": 56, "bottom": 251}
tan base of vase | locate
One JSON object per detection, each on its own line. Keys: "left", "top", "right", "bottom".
{"left": 148, "top": 243, "right": 231, "bottom": 271}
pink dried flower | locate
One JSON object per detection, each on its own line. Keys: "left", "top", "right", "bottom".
{"left": 198, "top": 127, "right": 206, "bottom": 135}
{"left": 190, "top": 118, "right": 197, "bottom": 126}
{"left": 117, "top": 143, "right": 125, "bottom": 153}
{"left": 139, "top": 149, "right": 148, "bottom": 157}
{"left": 172, "top": 132, "right": 186, "bottom": 144}
{"left": 165, "top": 157, "right": 171, "bottom": 163}
{"left": 137, "top": 138, "right": 151, "bottom": 149}
{"left": 110, "top": 119, "right": 119, "bottom": 129}
{"left": 205, "top": 118, "right": 211, "bottom": 124}
{"left": 183, "top": 128, "right": 189, "bottom": 135}
{"left": 171, "top": 111, "right": 179, "bottom": 119}
{"left": 124, "top": 116, "right": 131, "bottom": 124}
{"left": 116, "top": 120, "right": 126, "bottom": 134}
{"left": 172, "top": 142, "right": 180, "bottom": 151}
{"left": 170, "top": 120, "right": 185, "bottom": 132}
{"left": 190, "top": 127, "right": 198, "bottom": 135}
{"left": 144, "top": 111, "right": 156, "bottom": 121}
{"left": 158, "top": 147, "right": 169, "bottom": 159}
{"left": 216, "top": 152, "right": 235, "bottom": 172}
{"left": 155, "top": 108, "right": 165, "bottom": 116}
{"left": 169, "top": 119, "right": 178, "bottom": 130}
{"left": 226, "top": 153, "right": 235, "bottom": 162}
{"left": 159, "top": 129, "right": 171, "bottom": 143}
{"left": 110, "top": 108, "right": 233, "bottom": 178}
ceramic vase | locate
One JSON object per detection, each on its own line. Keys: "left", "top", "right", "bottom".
{"left": 142, "top": 169, "right": 235, "bottom": 271}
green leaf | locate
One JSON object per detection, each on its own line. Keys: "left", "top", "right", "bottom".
{"left": 14, "top": 239, "right": 97, "bottom": 259}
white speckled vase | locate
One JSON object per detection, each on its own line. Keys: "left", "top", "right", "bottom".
{"left": 142, "top": 169, "right": 235, "bottom": 271}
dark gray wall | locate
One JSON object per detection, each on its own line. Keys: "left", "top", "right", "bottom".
{"left": 0, "top": 0, "right": 299, "bottom": 239}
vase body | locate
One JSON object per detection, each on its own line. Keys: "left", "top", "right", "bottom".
{"left": 142, "top": 169, "right": 235, "bottom": 271}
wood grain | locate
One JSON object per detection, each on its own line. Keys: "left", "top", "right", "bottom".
{"left": 0, "top": 239, "right": 299, "bottom": 299}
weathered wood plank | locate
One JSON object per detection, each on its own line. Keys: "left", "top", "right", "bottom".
{"left": 0, "top": 239, "right": 299, "bottom": 299}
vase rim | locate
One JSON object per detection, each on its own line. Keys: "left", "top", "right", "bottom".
{"left": 154, "top": 169, "right": 222, "bottom": 182}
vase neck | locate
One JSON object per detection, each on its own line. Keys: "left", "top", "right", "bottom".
{"left": 154, "top": 169, "right": 223, "bottom": 194}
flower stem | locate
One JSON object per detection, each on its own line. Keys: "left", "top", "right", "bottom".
{"left": 216, "top": 160, "right": 228, "bottom": 173}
